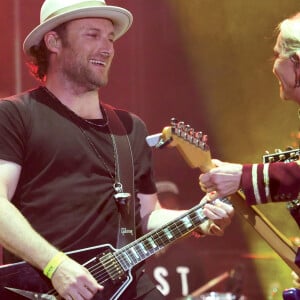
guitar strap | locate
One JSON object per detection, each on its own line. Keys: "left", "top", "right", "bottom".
{"left": 102, "top": 103, "right": 136, "bottom": 248}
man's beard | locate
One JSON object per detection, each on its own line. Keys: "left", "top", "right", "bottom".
{"left": 62, "top": 61, "right": 109, "bottom": 90}
{"left": 60, "top": 46, "right": 110, "bottom": 90}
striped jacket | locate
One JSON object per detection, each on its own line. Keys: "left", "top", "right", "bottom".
{"left": 241, "top": 161, "right": 300, "bottom": 205}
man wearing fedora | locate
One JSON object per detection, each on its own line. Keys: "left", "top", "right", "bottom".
{"left": 0, "top": 0, "right": 234, "bottom": 299}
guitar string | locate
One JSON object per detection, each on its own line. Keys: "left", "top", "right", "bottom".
{"left": 46, "top": 202, "right": 213, "bottom": 296}
{"left": 96, "top": 211, "right": 207, "bottom": 279}
{"left": 89, "top": 213, "right": 206, "bottom": 284}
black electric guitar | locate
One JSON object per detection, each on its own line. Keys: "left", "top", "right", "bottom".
{"left": 0, "top": 121, "right": 231, "bottom": 300}
{"left": 0, "top": 204, "right": 223, "bottom": 300}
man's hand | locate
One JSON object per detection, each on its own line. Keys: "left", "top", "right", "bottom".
{"left": 51, "top": 257, "right": 103, "bottom": 300}
{"left": 197, "top": 193, "right": 234, "bottom": 237}
{"left": 199, "top": 159, "right": 243, "bottom": 198}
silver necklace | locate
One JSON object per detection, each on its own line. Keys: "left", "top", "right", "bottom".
{"left": 78, "top": 125, "right": 126, "bottom": 196}
{"left": 83, "top": 117, "right": 108, "bottom": 128}
{"left": 43, "top": 87, "right": 126, "bottom": 196}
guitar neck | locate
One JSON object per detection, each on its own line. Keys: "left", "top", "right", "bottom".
{"left": 115, "top": 201, "right": 212, "bottom": 270}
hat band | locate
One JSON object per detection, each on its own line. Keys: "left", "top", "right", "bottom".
{"left": 45, "top": 1, "right": 106, "bottom": 22}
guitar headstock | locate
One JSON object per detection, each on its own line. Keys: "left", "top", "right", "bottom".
{"left": 262, "top": 148, "right": 300, "bottom": 163}
{"left": 147, "top": 118, "right": 215, "bottom": 172}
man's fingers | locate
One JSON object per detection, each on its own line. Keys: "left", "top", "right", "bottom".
{"left": 204, "top": 199, "right": 231, "bottom": 217}
{"left": 208, "top": 223, "right": 224, "bottom": 236}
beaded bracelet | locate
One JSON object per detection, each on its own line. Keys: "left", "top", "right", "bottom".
{"left": 43, "top": 252, "right": 67, "bottom": 279}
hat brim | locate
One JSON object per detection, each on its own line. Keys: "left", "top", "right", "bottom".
{"left": 23, "top": 5, "right": 133, "bottom": 55}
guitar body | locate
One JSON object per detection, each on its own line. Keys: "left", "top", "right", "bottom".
{"left": 0, "top": 244, "right": 132, "bottom": 300}
{"left": 283, "top": 288, "right": 300, "bottom": 300}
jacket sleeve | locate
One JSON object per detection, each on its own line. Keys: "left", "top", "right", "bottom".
{"left": 241, "top": 161, "right": 300, "bottom": 205}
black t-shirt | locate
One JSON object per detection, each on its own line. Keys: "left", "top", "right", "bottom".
{"left": 0, "top": 86, "right": 156, "bottom": 263}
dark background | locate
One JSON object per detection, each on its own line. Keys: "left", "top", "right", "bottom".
{"left": 1, "top": 1, "right": 300, "bottom": 299}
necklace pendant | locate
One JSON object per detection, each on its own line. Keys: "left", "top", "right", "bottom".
{"left": 113, "top": 182, "right": 131, "bottom": 204}
{"left": 113, "top": 182, "right": 123, "bottom": 194}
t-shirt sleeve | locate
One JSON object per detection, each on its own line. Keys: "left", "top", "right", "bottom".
{"left": 0, "top": 99, "right": 27, "bottom": 164}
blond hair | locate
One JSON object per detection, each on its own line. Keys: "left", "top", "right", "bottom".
{"left": 278, "top": 13, "right": 300, "bottom": 57}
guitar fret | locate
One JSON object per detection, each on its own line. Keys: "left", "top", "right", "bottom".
{"left": 152, "top": 229, "right": 172, "bottom": 248}
{"left": 142, "top": 238, "right": 152, "bottom": 252}
{"left": 129, "top": 247, "right": 139, "bottom": 259}
{"left": 138, "top": 242, "right": 148, "bottom": 255}
{"left": 181, "top": 216, "right": 193, "bottom": 229}
{"left": 171, "top": 221, "right": 184, "bottom": 237}
{"left": 163, "top": 228, "right": 173, "bottom": 240}
{"left": 152, "top": 232, "right": 165, "bottom": 248}
{"left": 134, "top": 244, "right": 147, "bottom": 260}
{"left": 115, "top": 202, "right": 213, "bottom": 272}
{"left": 122, "top": 250, "right": 139, "bottom": 269}
{"left": 116, "top": 252, "right": 131, "bottom": 270}
{"left": 121, "top": 252, "right": 134, "bottom": 268}
{"left": 146, "top": 237, "right": 158, "bottom": 250}
{"left": 195, "top": 208, "right": 207, "bottom": 223}
{"left": 174, "top": 218, "right": 191, "bottom": 235}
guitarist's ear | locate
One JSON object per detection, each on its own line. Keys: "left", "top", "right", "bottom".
{"left": 290, "top": 53, "right": 300, "bottom": 87}
{"left": 290, "top": 53, "right": 300, "bottom": 67}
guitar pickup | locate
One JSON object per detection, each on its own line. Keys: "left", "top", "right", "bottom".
{"left": 99, "top": 252, "right": 126, "bottom": 282}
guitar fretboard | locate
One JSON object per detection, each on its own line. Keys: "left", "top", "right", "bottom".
{"left": 113, "top": 201, "right": 213, "bottom": 271}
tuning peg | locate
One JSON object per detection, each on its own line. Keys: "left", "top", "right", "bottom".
{"left": 279, "top": 154, "right": 286, "bottom": 161}
{"left": 186, "top": 128, "right": 194, "bottom": 143}
{"left": 177, "top": 121, "right": 185, "bottom": 129}
{"left": 290, "top": 152, "right": 297, "bottom": 158}
{"left": 202, "top": 135, "right": 208, "bottom": 143}
{"left": 194, "top": 131, "right": 203, "bottom": 139}
{"left": 183, "top": 124, "right": 191, "bottom": 132}
{"left": 170, "top": 118, "right": 178, "bottom": 126}
{"left": 188, "top": 128, "right": 194, "bottom": 135}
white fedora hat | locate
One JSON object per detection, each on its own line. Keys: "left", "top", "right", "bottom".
{"left": 23, "top": 0, "right": 133, "bottom": 55}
